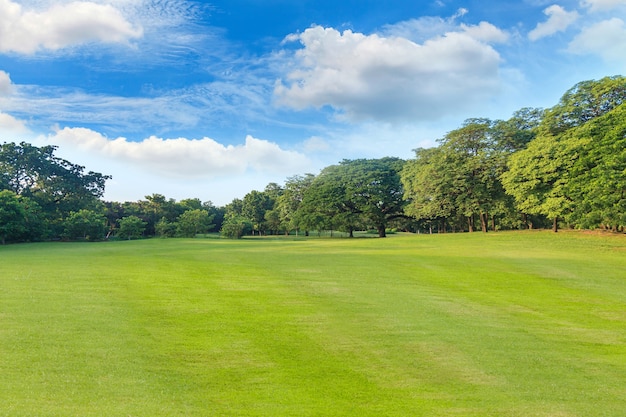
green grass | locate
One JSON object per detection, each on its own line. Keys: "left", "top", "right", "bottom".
{"left": 1, "top": 231, "right": 625, "bottom": 416}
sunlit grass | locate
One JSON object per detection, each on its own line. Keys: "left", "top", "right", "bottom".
{"left": 1, "top": 231, "right": 625, "bottom": 416}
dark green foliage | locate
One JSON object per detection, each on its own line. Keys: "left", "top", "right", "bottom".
{"left": 0, "top": 142, "right": 109, "bottom": 241}
{"left": 296, "top": 158, "right": 406, "bottom": 237}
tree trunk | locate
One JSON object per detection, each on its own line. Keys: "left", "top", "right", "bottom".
{"left": 467, "top": 216, "right": 474, "bottom": 233}
{"left": 480, "top": 213, "right": 488, "bottom": 233}
{"left": 553, "top": 217, "right": 559, "bottom": 232}
{"left": 378, "top": 225, "right": 386, "bottom": 238}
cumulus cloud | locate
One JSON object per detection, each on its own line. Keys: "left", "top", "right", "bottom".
{"left": 568, "top": 18, "right": 626, "bottom": 62}
{"left": 0, "top": 0, "right": 143, "bottom": 54}
{"left": 581, "top": 0, "right": 626, "bottom": 11}
{"left": 48, "top": 127, "right": 310, "bottom": 178}
{"left": 274, "top": 24, "right": 506, "bottom": 123}
{"left": 0, "top": 112, "right": 29, "bottom": 134}
{"left": 528, "top": 5, "right": 579, "bottom": 41}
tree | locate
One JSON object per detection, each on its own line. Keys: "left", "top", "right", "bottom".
{"left": 220, "top": 215, "right": 253, "bottom": 239}
{"left": 155, "top": 217, "right": 177, "bottom": 237}
{"left": 176, "top": 209, "right": 214, "bottom": 237}
{"left": 242, "top": 190, "right": 273, "bottom": 235}
{"left": 117, "top": 215, "right": 147, "bottom": 240}
{"left": 502, "top": 77, "right": 626, "bottom": 232}
{"left": 0, "top": 141, "right": 110, "bottom": 238}
{"left": 296, "top": 158, "right": 406, "bottom": 237}
{"left": 543, "top": 76, "right": 626, "bottom": 135}
{"left": 401, "top": 147, "right": 457, "bottom": 232}
{"left": 436, "top": 119, "right": 502, "bottom": 232}
{"left": 339, "top": 158, "right": 407, "bottom": 237}
{"left": 0, "top": 190, "right": 26, "bottom": 245}
{"left": 492, "top": 108, "right": 544, "bottom": 153}
{"left": 63, "top": 209, "right": 107, "bottom": 241}
{"left": 297, "top": 168, "right": 352, "bottom": 236}
{"left": 562, "top": 103, "right": 626, "bottom": 230}
{"left": 277, "top": 174, "right": 315, "bottom": 235}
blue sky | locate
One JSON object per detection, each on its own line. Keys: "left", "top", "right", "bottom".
{"left": 0, "top": 0, "right": 625, "bottom": 205}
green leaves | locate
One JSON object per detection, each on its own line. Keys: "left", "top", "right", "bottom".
{"left": 502, "top": 76, "right": 626, "bottom": 231}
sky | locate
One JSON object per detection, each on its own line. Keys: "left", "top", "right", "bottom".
{"left": 0, "top": 0, "right": 625, "bottom": 205}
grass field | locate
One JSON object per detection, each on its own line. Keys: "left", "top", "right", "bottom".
{"left": 1, "top": 231, "right": 625, "bottom": 416}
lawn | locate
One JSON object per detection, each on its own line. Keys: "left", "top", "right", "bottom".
{"left": 1, "top": 231, "right": 625, "bottom": 416}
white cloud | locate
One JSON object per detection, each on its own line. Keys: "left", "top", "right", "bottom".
{"left": 302, "top": 136, "right": 331, "bottom": 153}
{"left": 0, "top": 112, "right": 29, "bottom": 134}
{"left": 461, "top": 21, "right": 510, "bottom": 43}
{"left": 581, "top": 0, "right": 626, "bottom": 11}
{"left": 528, "top": 5, "right": 579, "bottom": 41}
{"left": 0, "top": 70, "right": 12, "bottom": 96}
{"left": 274, "top": 25, "right": 505, "bottom": 123}
{"left": 568, "top": 18, "right": 626, "bottom": 62}
{"left": 47, "top": 127, "right": 311, "bottom": 178}
{"left": 0, "top": 0, "right": 143, "bottom": 54}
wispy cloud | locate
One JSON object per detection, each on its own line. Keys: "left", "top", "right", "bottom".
{"left": 581, "top": 0, "right": 626, "bottom": 12}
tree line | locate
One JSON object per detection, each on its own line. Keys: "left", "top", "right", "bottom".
{"left": 1, "top": 76, "right": 624, "bottom": 243}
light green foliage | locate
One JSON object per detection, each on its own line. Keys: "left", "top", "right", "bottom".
{"left": 566, "top": 104, "right": 626, "bottom": 229}
{"left": 63, "top": 209, "right": 107, "bottom": 241}
{"left": 155, "top": 216, "right": 177, "bottom": 237}
{"left": 402, "top": 118, "right": 518, "bottom": 232}
{"left": 1, "top": 233, "right": 626, "bottom": 416}
{"left": 176, "top": 209, "right": 214, "bottom": 237}
{"left": 242, "top": 190, "right": 274, "bottom": 234}
{"left": 277, "top": 174, "right": 315, "bottom": 234}
{"left": 117, "top": 215, "right": 147, "bottom": 240}
{"left": 503, "top": 76, "right": 626, "bottom": 231}
{"left": 220, "top": 215, "right": 253, "bottom": 238}
{"left": 402, "top": 147, "right": 452, "bottom": 221}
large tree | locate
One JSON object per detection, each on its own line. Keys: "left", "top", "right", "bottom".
{"left": 176, "top": 209, "right": 214, "bottom": 237}
{"left": 0, "top": 190, "right": 26, "bottom": 245}
{"left": 63, "top": 209, "right": 107, "bottom": 241}
{"left": 297, "top": 158, "right": 406, "bottom": 237}
{"left": 401, "top": 147, "right": 457, "bottom": 232}
{"left": 502, "top": 76, "right": 626, "bottom": 232}
{"left": 242, "top": 190, "right": 273, "bottom": 235}
{"left": 278, "top": 174, "right": 315, "bottom": 235}
{"left": 0, "top": 142, "right": 110, "bottom": 237}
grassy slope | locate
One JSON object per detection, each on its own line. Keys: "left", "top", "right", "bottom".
{"left": 1, "top": 231, "right": 625, "bottom": 416}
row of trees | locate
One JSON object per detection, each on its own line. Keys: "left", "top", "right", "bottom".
{"left": 0, "top": 142, "right": 225, "bottom": 242}
{"left": 1, "top": 76, "right": 624, "bottom": 242}
{"left": 221, "top": 158, "right": 409, "bottom": 238}
{"left": 222, "top": 76, "right": 626, "bottom": 236}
